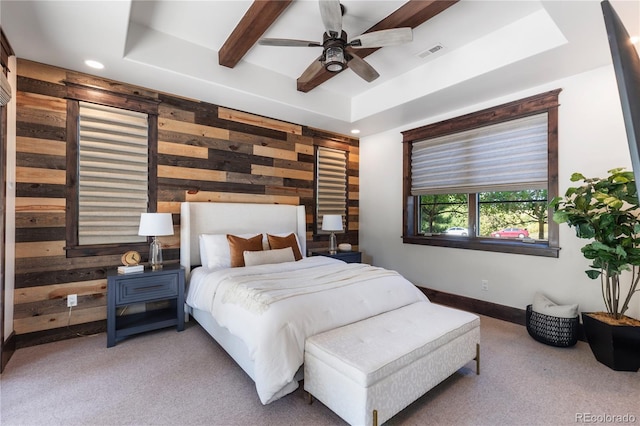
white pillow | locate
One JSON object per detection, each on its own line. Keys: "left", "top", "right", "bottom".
{"left": 532, "top": 293, "right": 579, "bottom": 319}
{"left": 243, "top": 247, "right": 295, "bottom": 267}
{"left": 199, "top": 233, "right": 259, "bottom": 269}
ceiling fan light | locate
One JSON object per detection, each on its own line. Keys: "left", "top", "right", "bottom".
{"left": 324, "top": 46, "right": 345, "bottom": 72}
{"left": 326, "top": 62, "right": 344, "bottom": 72}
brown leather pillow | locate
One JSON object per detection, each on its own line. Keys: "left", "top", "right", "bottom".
{"left": 227, "top": 234, "right": 263, "bottom": 267}
{"left": 267, "top": 233, "right": 302, "bottom": 261}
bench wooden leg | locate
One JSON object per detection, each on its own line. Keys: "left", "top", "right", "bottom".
{"left": 373, "top": 409, "right": 378, "bottom": 426}
{"left": 306, "top": 391, "right": 313, "bottom": 405}
{"left": 475, "top": 343, "right": 480, "bottom": 375}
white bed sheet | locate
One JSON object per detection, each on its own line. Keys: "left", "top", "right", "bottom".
{"left": 186, "top": 256, "right": 428, "bottom": 404}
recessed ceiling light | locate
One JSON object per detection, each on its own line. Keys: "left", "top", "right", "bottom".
{"left": 84, "top": 60, "right": 104, "bottom": 69}
{"left": 351, "top": 129, "right": 360, "bottom": 134}
{"left": 631, "top": 36, "right": 639, "bottom": 45}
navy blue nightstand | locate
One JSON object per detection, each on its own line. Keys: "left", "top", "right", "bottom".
{"left": 107, "top": 265, "right": 184, "bottom": 347}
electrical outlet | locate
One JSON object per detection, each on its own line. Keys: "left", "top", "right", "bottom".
{"left": 67, "top": 294, "right": 78, "bottom": 307}
{"left": 481, "top": 280, "right": 489, "bottom": 291}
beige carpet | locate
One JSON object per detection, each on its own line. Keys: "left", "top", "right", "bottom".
{"left": 1, "top": 314, "right": 638, "bottom": 426}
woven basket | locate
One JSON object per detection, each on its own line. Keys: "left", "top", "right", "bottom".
{"left": 526, "top": 304, "right": 578, "bottom": 347}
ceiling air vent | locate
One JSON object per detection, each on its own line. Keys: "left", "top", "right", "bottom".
{"left": 417, "top": 43, "right": 445, "bottom": 59}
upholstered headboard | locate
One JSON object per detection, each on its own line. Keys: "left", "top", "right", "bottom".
{"left": 180, "top": 202, "right": 306, "bottom": 279}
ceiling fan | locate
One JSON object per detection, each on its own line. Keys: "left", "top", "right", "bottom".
{"left": 258, "top": 0, "right": 413, "bottom": 83}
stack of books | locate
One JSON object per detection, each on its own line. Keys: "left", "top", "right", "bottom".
{"left": 117, "top": 264, "right": 144, "bottom": 274}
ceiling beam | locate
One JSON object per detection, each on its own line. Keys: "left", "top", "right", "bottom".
{"left": 296, "top": 0, "right": 459, "bottom": 93}
{"left": 218, "top": 0, "right": 293, "bottom": 68}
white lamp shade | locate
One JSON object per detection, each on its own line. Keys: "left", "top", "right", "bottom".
{"left": 322, "top": 214, "right": 343, "bottom": 232}
{"left": 138, "top": 213, "right": 174, "bottom": 237}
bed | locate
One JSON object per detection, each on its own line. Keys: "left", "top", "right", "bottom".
{"left": 180, "top": 202, "right": 429, "bottom": 404}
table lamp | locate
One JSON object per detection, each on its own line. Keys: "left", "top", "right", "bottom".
{"left": 138, "top": 213, "right": 174, "bottom": 270}
{"left": 322, "top": 214, "right": 343, "bottom": 255}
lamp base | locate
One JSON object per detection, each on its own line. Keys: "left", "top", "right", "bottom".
{"left": 150, "top": 237, "right": 163, "bottom": 270}
{"left": 329, "top": 232, "right": 337, "bottom": 255}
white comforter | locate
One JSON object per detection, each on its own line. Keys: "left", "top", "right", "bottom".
{"left": 186, "top": 256, "right": 428, "bottom": 404}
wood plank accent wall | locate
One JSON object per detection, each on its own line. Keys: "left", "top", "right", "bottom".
{"left": 14, "top": 59, "right": 359, "bottom": 346}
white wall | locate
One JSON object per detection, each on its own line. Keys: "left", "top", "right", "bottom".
{"left": 359, "top": 64, "right": 640, "bottom": 320}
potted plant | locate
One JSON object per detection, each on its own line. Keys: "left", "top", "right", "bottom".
{"left": 550, "top": 168, "right": 640, "bottom": 371}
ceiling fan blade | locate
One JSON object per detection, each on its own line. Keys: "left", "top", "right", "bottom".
{"left": 258, "top": 38, "right": 322, "bottom": 47}
{"left": 350, "top": 28, "right": 413, "bottom": 48}
{"left": 299, "top": 56, "right": 325, "bottom": 83}
{"left": 345, "top": 47, "right": 379, "bottom": 82}
{"left": 319, "top": 0, "right": 342, "bottom": 37}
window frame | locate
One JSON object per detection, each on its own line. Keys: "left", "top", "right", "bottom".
{"left": 402, "top": 89, "right": 561, "bottom": 258}
{"left": 65, "top": 82, "right": 159, "bottom": 258}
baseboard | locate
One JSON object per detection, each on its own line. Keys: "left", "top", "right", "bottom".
{"left": 418, "top": 287, "right": 586, "bottom": 341}
{"left": 15, "top": 321, "right": 106, "bottom": 349}
{"left": 1, "top": 331, "right": 16, "bottom": 373}
{"left": 418, "top": 287, "right": 527, "bottom": 325}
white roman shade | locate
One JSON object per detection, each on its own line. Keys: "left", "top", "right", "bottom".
{"left": 411, "top": 113, "right": 548, "bottom": 195}
{"left": 0, "top": 71, "right": 11, "bottom": 106}
{"left": 317, "top": 146, "right": 347, "bottom": 232}
{"left": 78, "top": 102, "right": 149, "bottom": 245}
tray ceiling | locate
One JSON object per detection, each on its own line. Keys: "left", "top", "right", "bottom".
{"left": 2, "top": 0, "right": 639, "bottom": 137}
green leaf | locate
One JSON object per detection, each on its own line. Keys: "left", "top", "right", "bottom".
{"left": 576, "top": 223, "right": 595, "bottom": 239}
{"left": 575, "top": 195, "right": 589, "bottom": 211}
{"left": 553, "top": 210, "right": 568, "bottom": 223}
{"left": 589, "top": 241, "right": 610, "bottom": 251}
{"left": 612, "top": 174, "right": 630, "bottom": 183}
{"left": 604, "top": 197, "right": 624, "bottom": 209}
{"left": 585, "top": 270, "right": 601, "bottom": 279}
{"left": 614, "top": 244, "right": 627, "bottom": 258}
{"left": 570, "top": 172, "right": 586, "bottom": 182}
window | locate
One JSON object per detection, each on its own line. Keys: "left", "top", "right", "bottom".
{"left": 478, "top": 190, "right": 548, "bottom": 239}
{"left": 316, "top": 146, "right": 347, "bottom": 233}
{"left": 65, "top": 83, "right": 159, "bottom": 257}
{"left": 419, "top": 190, "right": 549, "bottom": 239}
{"left": 419, "top": 194, "right": 468, "bottom": 234}
{"left": 402, "top": 90, "right": 561, "bottom": 257}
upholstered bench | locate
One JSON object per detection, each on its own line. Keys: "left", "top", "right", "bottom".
{"left": 304, "top": 301, "right": 480, "bottom": 426}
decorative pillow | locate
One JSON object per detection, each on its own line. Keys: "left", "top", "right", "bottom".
{"left": 227, "top": 234, "right": 263, "bottom": 267}
{"left": 199, "top": 233, "right": 256, "bottom": 269}
{"left": 267, "top": 233, "right": 303, "bottom": 260}
{"left": 532, "top": 292, "right": 579, "bottom": 319}
{"left": 199, "top": 235, "right": 211, "bottom": 267}
{"left": 243, "top": 247, "right": 295, "bottom": 267}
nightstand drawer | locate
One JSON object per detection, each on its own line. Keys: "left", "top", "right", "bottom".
{"left": 333, "top": 251, "right": 361, "bottom": 263}
{"left": 116, "top": 274, "right": 178, "bottom": 305}
{"left": 312, "top": 250, "right": 362, "bottom": 263}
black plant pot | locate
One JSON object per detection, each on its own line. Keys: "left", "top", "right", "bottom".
{"left": 582, "top": 312, "right": 640, "bottom": 372}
